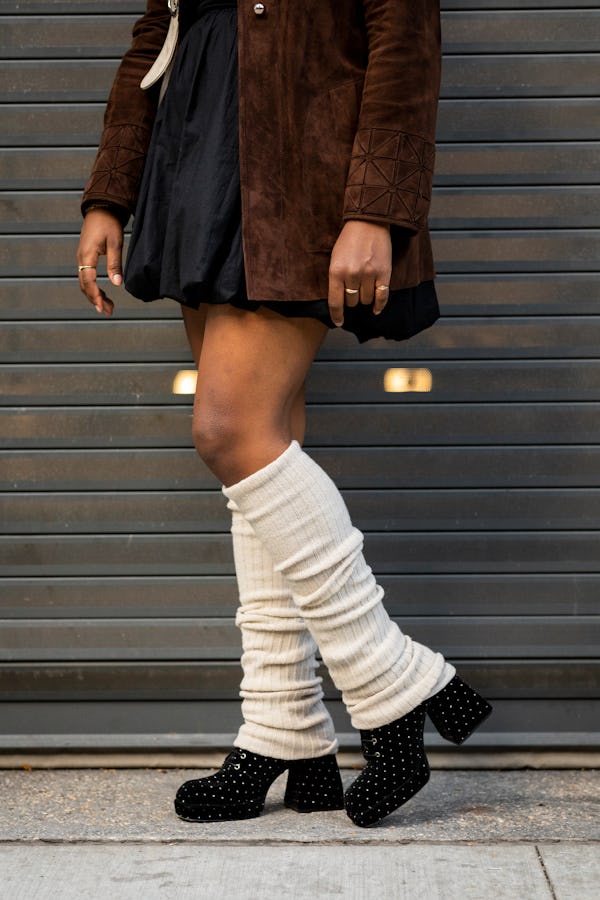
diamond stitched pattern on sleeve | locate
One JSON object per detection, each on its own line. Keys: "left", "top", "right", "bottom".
{"left": 344, "top": 128, "right": 435, "bottom": 227}
{"left": 84, "top": 124, "right": 150, "bottom": 208}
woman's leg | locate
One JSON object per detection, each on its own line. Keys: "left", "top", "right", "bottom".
{"left": 182, "top": 303, "right": 337, "bottom": 759}
{"left": 181, "top": 303, "right": 308, "bottom": 440}
{"left": 190, "top": 302, "right": 328, "bottom": 484}
{"left": 190, "top": 302, "right": 455, "bottom": 734}
{"left": 179, "top": 302, "right": 490, "bottom": 826}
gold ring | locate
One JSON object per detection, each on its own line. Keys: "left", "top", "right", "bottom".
{"left": 344, "top": 287, "right": 359, "bottom": 294}
{"left": 78, "top": 264, "right": 96, "bottom": 272}
{"left": 375, "top": 284, "right": 389, "bottom": 290}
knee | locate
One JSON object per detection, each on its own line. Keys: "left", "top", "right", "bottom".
{"left": 192, "top": 407, "right": 245, "bottom": 475}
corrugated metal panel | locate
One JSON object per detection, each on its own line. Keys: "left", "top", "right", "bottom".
{"left": 0, "top": 0, "right": 598, "bottom": 749}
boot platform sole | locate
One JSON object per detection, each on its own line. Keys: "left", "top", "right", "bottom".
{"left": 174, "top": 800, "right": 264, "bottom": 821}
{"left": 345, "top": 766, "right": 431, "bottom": 828}
{"left": 175, "top": 799, "right": 345, "bottom": 820}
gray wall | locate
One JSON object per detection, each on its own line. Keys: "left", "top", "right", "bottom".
{"left": 0, "top": 0, "right": 599, "bottom": 751}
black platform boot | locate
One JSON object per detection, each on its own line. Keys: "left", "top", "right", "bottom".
{"left": 344, "top": 675, "right": 492, "bottom": 828}
{"left": 174, "top": 747, "right": 344, "bottom": 821}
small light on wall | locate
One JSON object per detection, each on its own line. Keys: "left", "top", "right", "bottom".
{"left": 384, "top": 367, "right": 432, "bottom": 393}
{"left": 172, "top": 370, "right": 198, "bottom": 395}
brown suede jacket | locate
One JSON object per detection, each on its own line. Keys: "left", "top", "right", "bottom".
{"left": 82, "top": 0, "right": 442, "bottom": 300}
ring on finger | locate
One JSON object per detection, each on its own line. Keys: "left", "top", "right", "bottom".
{"left": 78, "top": 264, "right": 96, "bottom": 272}
{"left": 375, "top": 284, "right": 389, "bottom": 291}
{"left": 344, "top": 287, "right": 359, "bottom": 295}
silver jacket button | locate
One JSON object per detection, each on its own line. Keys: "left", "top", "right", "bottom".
{"left": 253, "top": 3, "right": 266, "bottom": 14}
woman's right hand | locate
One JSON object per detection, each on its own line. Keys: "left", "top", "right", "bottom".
{"left": 77, "top": 209, "right": 124, "bottom": 315}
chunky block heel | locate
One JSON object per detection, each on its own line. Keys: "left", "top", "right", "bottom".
{"left": 425, "top": 674, "right": 493, "bottom": 745}
{"left": 174, "top": 747, "right": 344, "bottom": 822}
{"left": 284, "top": 754, "right": 345, "bottom": 813}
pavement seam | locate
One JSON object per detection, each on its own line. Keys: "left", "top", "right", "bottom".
{"left": 535, "top": 844, "right": 559, "bottom": 900}
{"left": 1, "top": 839, "right": 599, "bottom": 848}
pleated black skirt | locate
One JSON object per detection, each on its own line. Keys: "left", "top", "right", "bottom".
{"left": 124, "top": 0, "right": 440, "bottom": 344}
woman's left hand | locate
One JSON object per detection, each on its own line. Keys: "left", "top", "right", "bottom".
{"left": 328, "top": 220, "right": 392, "bottom": 326}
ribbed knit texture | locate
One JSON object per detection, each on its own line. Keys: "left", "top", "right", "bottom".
{"left": 222, "top": 440, "right": 455, "bottom": 730}
{"left": 228, "top": 498, "right": 338, "bottom": 759}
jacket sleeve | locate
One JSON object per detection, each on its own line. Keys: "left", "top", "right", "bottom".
{"left": 342, "top": 0, "right": 441, "bottom": 232}
{"left": 80, "top": 0, "right": 171, "bottom": 221}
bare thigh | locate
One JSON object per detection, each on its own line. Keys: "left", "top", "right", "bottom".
{"left": 181, "top": 303, "right": 208, "bottom": 368}
{"left": 181, "top": 303, "right": 329, "bottom": 485}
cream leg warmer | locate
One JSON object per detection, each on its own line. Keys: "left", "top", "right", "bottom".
{"left": 228, "top": 498, "right": 338, "bottom": 759}
{"left": 222, "top": 440, "right": 455, "bottom": 731}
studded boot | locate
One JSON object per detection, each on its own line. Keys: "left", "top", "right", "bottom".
{"left": 344, "top": 675, "right": 493, "bottom": 827}
{"left": 174, "top": 747, "right": 344, "bottom": 821}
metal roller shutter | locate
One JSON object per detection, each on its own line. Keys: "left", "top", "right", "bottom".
{"left": 0, "top": 0, "right": 598, "bottom": 753}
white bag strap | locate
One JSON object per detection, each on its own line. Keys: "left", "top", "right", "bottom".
{"left": 140, "top": 0, "right": 179, "bottom": 95}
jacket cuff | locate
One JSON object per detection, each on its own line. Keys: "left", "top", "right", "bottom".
{"left": 342, "top": 127, "right": 435, "bottom": 232}
{"left": 81, "top": 122, "right": 151, "bottom": 218}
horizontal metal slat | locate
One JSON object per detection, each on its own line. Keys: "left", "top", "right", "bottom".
{"left": 4, "top": 403, "right": 600, "bottom": 449}
{"left": 4, "top": 144, "right": 600, "bottom": 190}
{"left": 0, "top": 2, "right": 141, "bottom": 12}
{"left": 442, "top": 55, "right": 600, "bottom": 99}
{"left": 442, "top": 10, "right": 600, "bottom": 53}
{"left": 4, "top": 11, "right": 600, "bottom": 57}
{"left": 5, "top": 317, "right": 600, "bottom": 363}
{"left": 5, "top": 186, "right": 600, "bottom": 233}
{"left": 0, "top": 147, "right": 105, "bottom": 189}
{"left": 2, "top": 698, "right": 596, "bottom": 742}
{"left": 3, "top": 56, "right": 600, "bottom": 103}
{"left": 439, "top": 99, "right": 600, "bottom": 142}
{"left": 0, "top": 15, "right": 133, "bottom": 58}
{"left": 3, "top": 488, "right": 600, "bottom": 533}
{"left": 434, "top": 143, "right": 600, "bottom": 187}
{"left": 2, "top": 274, "right": 600, "bottom": 319}
{"left": 0, "top": 278, "right": 176, "bottom": 320}
{"left": 1, "top": 532, "right": 600, "bottom": 576}
{"left": 4, "top": 231, "right": 600, "bottom": 278}
{"left": 1, "top": 574, "right": 599, "bottom": 618}
{"left": 1, "top": 660, "right": 597, "bottom": 701}
{"left": 435, "top": 231, "right": 600, "bottom": 274}
{"left": 4, "top": 360, "right": 600, "bottom": 405}
{"left": 437, "top": 274, "right": 600, "bottom": 316}
{"left": 2, "top": 99, "right": 599, "bottom": 146}
{"left": 431, "top": 187, "right": 600, "bottom": 229}
{"left": 0, "top": 1, "right": 586, "bottom": 14}
{"left": 0, "top": 616, "right": 597, "bottom": 661}
{"left": 4, "top": 446, "right": 600, "bottom": 492}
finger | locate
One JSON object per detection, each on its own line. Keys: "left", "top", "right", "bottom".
{"left": 327, "top": 265, "right": 345, "bottom": 326}
{"left": 106, "top": 232, "right": 124, "bottom": 286}
{"left": 374, "top": 270, "right": 392, "bottom": 315}
{"left": 91, "top": 284, "right": 114, "bottom": 316}
{"left": 373, "top": 284, "right": 390, "bottom": 315}
{"left": 78, "top": 265, "right": 113, "bottom": 316}
{"left": 344, "top": 285, "right": 360, "bottom": 308}
{"left": 359, "top": 272, "right": 376, "bottom": 306}
{"left": 78, "top": 250, "right": 102, "bottom": 308}
{"left": 79, "top": 269, "right": 103, "bottom": 314}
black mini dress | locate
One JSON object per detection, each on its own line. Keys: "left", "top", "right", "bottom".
{"left": 124, "top": 0, "right": 440, "bottom": 344}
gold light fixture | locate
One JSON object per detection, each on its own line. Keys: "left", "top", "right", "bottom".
{"left": 172, "top": 370, "right": 198, "bottom": 394}
{"left": 383, "top": 367, "right": 432, "bottom": 393}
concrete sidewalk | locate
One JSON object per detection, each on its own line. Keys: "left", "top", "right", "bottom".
{"left": 0, "top": 768, "right": 598, "bottom": 899}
